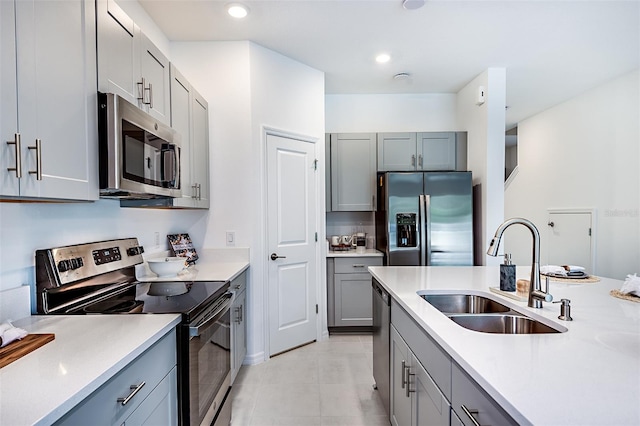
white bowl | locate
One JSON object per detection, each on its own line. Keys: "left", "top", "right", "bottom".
{"left": 147, "top": 257, "right": 186, "bottom": 277}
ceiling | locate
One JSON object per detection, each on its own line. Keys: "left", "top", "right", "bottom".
{"left": 135, "top": 0, "right": 639, "bottom": 128}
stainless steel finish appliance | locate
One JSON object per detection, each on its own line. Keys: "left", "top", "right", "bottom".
{"left": 98, "top": 92, "right": 181, "bottom": 199}
{"left": 35, "top": 238, "right": 232, "bottom": 426}
{"left": 372, "top": 279, "right": 390, "bottom": 417}
{"left": 375, "top": 171, "right": 474, "bottom": 266}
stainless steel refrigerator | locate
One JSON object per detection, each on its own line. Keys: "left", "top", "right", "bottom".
{"left": 375, "top": 172, "right": 474, "bottom": 266}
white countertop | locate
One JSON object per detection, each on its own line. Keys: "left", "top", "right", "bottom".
{"left": 327, "top": 249, "right": 383, "bottom": 258}
{"left": 137, "top": 248, "right": 250, "bottom": 282}
{"left": 0, "top": 314, "right": 181, "bottom": 426}
{"left": 369, "top": 266, "right": 640, "bottom": 425}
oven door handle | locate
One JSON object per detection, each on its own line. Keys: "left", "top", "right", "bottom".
{"left": 189, "top": 293, "right": 233, "bottom": 338}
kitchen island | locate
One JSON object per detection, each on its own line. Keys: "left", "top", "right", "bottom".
{"left": 369, "top": 265, "right": 640, "bottom": 425}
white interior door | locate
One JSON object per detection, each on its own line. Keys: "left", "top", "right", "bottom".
{"left": 546, "top": 210, "right": 594, "bottom": 273}
{"left": 267, "top": 132, "right": 317, "bottom": 356}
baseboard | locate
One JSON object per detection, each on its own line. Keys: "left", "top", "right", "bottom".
{"left": 243, "top": 350, "right": 266, "bottom": 366}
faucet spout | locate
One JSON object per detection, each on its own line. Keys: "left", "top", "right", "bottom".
{"left": 486, "top": 218, "right": 552, "bottom": 308}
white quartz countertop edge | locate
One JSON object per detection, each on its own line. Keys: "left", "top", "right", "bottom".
{"left": 326, "top": 249, "right": 383, "bottom": 258}
{"left": 368, "top": 265, "right": 640, "bottom": 426}
{"left": 0, "top": 314, "right": 181, "bottom": 426}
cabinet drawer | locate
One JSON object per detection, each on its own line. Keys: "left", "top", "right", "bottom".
{"left": 451, "top": 362, "right": 517, "bottom": 426}
{"left": 334, "top": 257, "right": 382, "bottom": 273}
{"left": 391, "top": 299, "right": 451, "bottom": 400}
{"left": 56, "top": 329, "right": 177, "bottom": 425}
{"left": 230, "top": 270, "right": 248, "bottom": 295}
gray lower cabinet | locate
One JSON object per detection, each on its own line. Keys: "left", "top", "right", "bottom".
{"left": 231, "top": 271, "right": 248, "bottom": 382}
{"left": 1, "top": 0, "right": 98, "bottom": 201}
{"left": 391, "top": 325, "right": 450, "bottom": 426}
{"left": 390, "top": 299, "right": 517, "bottom": 426}
{"left": 55, "top": 329, "right": 178, "bottom": 425}
{"left": 328, "top": 133, "right": 377, "bottom": 211}
{"left": 328, "top": 257, "right": 382, "bottom": 327}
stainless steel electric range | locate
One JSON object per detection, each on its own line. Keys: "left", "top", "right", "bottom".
{"left": 35, "top": 238, "right": 232, "bottom": 426}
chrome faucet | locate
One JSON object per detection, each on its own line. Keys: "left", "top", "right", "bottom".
{"left": 487, "top": 218, "right": 553, "bottom": 308}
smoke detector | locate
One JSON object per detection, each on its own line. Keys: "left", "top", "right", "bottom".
{"left": 403, "top": 0, "right": 425, "bottom": 10}
{"left": 393, "top": 72, "right": 411, "bottom": 80}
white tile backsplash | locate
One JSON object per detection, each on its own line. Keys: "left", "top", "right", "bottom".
{"left": 326, "top": 211, "right": 376, "bottom": 249}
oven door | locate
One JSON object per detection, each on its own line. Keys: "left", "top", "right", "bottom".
{"left": 186, "top": 293, "right": 232, "bottom": 426}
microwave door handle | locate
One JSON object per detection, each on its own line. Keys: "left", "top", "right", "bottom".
{"left": 189, "top": 293, "right": 232, "bottom": 338}
{"left": 174, "top": 145, "right": 180, "bottom": 189}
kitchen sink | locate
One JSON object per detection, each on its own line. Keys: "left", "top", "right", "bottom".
{"left": 421, "top": 294, "right": 510, "bottom": 314}
{"left": 418, "top": 291, "right": 567, "bottom": 334}
{"left": 448, "top": 314, "right": 562, "bottom": 334}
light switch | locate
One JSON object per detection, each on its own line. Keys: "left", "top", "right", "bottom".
{"left": 226, "top": 231, "right": 235, "bottom": 246}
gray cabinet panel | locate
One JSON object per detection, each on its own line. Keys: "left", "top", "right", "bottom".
{"left": 378, "top": 132, "right": 418, "bottom": 171}
{"left": 3, "top": 0, "right": 97, "bottom": 200}
{"left": 417, "top": 132, "right": 456, "bottom": 171}
{"left": 140, "top": 33, "right": 170, "bottom": 125}
{"left": 412, "top": 352, "right": 450, "bottom": 426}
{"left": 334, "top": 257, "right": 382, "bottom": 273}
{"left": 124, "top": 367, "right": 178, "bottom": 426}
{"left": 452, "top": 362, "right": 517, "bottom": 426}
{"left": 378, "top": 132, "right": 458, "bottom": 172}
{"left": 231, "top": 271, "right": 247, "bottom": 382}
{"left": 334, "top": 272, "right": 373, "bottom": 326}
{"left": 391, "top": 299, "right": 451, "bottom": 400}
{"left": 190, "top": 89, "right": 210, "bottom": 208}
{"left": 390, "top": 325, "right": 412, "bottom": 426}
{"left": 1, "top": 0, "right": 19, "bottom": 196}
{"left": 329, "top": 133, "right": 376, "bottom": 211}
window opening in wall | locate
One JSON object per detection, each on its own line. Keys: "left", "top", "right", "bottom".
{"left": 505, "top": 126, "right": 518, "bottom": 182}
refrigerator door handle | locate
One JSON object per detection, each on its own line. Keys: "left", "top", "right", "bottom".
{"left": 419, "top": 194, "right": 431, "bottom": 266}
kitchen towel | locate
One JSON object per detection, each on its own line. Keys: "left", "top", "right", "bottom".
{"left": 0, "top": 321, "right": 28, "bottom": 348}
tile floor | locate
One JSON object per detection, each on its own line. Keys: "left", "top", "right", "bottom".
{"left": 229, "top": 334, "right": 389, "bottom": 426}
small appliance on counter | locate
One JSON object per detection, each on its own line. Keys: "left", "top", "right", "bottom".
{"left": 330, "top": 233, "right": 368, "bottom": 252}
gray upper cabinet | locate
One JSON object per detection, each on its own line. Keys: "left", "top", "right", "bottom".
{"left": 1, "top": 0, "right": 98, "bottom": 201}
{"left": 168, "top": 64, "right": 209, "bottom": 209}
{"left": 329, "top": 133, "right": 377, "bottom": 211}
{"left": 378, "top": 132, "right": 457, "bottom": 172}
{"left": 97, "top": 0, "right": 170, "bottom": 126}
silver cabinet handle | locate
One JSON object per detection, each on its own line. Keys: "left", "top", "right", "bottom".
{"left": 117, "top": 382, "right": 146, "bottom": 406}
{"left": 460, "top": 405, "right": 482, "bottom": 426}
{"left": 197, "top": 183, "right": 202, "bottom": 200}
{"left": 401, "top": 360, "right": 406, "bottom": 389}
{"left": 239, "top": 304, "right": 243, "bottom": 323}
{"left": 411, "top": 154, "right": 416, "bottom": 166}
{"left": 28, "top": 139, "right": 42, "bottom": 180}
{"left": 192, "top": 183, "right": 198, "bottom": 198}
{"left": 270, "top": 253, "right": 286, "bottom": 261}
{"left": 405, "top": 366, "right": 414, "bottom": 398}
{"left": 137, "top": 77, "right": 146, "bottom": 104}
{"left": 148, "top": 82, "right": 153, "bottom": 108}
{"left": 7, "top": 133, "right": 22, "bottom": 178}
{"left": 418, "top": 154, "right": 423, "bottom": 167}
{"left": 352, "top": 264, "right": 366, "bottom": 268}
{"left": 235, "top": 306, "right": 242, "bottom": 324}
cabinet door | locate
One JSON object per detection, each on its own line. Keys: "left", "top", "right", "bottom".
{"left": 16, "top": 0, "right": 98, "bottom": 200}
{"left": 330, "top": 133, "right": 376, "bottom": 211}
{"left": 0, "top": 0, "right": 19, "bottom": 196}
{"left": 124, "top": 367, "right": 178, "bottom": 426}
{"left": 417, "top": 132, "right": 456, "bottom": 171}
{"left": 231, "top": 289, "right": 247, "bottom": 382}
{"left": 169, "top": 64, "right": 194, "bottom": 207}
{"left": 97, "top": 0, "right": 141, "bottom": 105}
{"left": 411, "top": 353, "right": 450, "bottom": 426}
{"left": 190, "top": 89, "right": 210, "bottom": 208}
{"left": 140, "top": 33, "right": 170, "bottom": 125}
{"left": 334, "top": 272, "right": 373, "bottom": 326}
{"left": 390, "top": 325, "right": 412, "bottom": 426}
{"left": 377, "top": 133, "right": 417, "bottom": 171}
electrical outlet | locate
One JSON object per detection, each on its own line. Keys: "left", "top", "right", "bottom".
{"left": 226, "top": 231, "right": 235, "bottom": 247}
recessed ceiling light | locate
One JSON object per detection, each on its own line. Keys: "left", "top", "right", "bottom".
{"left": 402, "top": 0, "right": 425, "bottom": 10}
{"left": 376, "top": 54, "right": 391, "bottom": 64}
{"left": 227, "top": 3, "right": 249, "bottom": 18}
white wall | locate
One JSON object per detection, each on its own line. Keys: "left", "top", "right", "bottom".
{"left": 171, "top": 41, "right": 325, "bottom": 362}
{"left": 325, "top": 93, "right": 457, "bottom": 133}
{"left": 0, "top": 200, "right": 207, "bottom": 303}
{"left": 505, "top": 70, "right": 640, "bottom": 279}
{"left": 456, "top": 69, "right": 507, "bottom": 265}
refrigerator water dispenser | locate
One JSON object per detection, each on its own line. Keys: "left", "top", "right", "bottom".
{"left": 396, "top": 213, "right": 417, "bottom": 247}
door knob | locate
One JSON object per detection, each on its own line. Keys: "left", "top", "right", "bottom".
{"left": 270, "top": 253, "right": 286, "bottom": 261}
{"left": 548, "top": 221, "right": 555, "bottom": 227}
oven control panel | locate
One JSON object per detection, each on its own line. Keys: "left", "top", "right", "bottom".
{"left": 38, "top": 238, "right": 145, "bottom": 286}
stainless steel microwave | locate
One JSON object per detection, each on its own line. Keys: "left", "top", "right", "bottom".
{"left": 98, "top": 92, "right": 181, "bottom": 199}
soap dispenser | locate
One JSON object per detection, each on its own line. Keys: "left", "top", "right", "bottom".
{"left": 500, "top": 253, "right": 516, "bottom": 291}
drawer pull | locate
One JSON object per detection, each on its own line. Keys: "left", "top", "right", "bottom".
{"left": 461, "top": 404, "right": 482, "bottom": 426}
{"left": 401, "top": 360, "right": 407, "bottom": 389}
{"left": 117, "top": 382, "right": 146, "bottom": 406}
{"left": 352, "top": 264, "right": 366, "bottom": 268}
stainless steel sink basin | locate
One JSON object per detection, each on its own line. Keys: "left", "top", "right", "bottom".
{"left": 421, "top": 294, "right": 511, "bottom": 314}
{"left": 418, "top": 292, "right": 567, "bottom": 334}
{"left": 449, "top": 314, "right": 562, "bottom": 334}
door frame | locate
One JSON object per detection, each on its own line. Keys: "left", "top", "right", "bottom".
{"left": 546, "top": 208, "right": 597, "bottom": 274}
{"left": 261, "top": 126, "right": 325, "bottom": 359}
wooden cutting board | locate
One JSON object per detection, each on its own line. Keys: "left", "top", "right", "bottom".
{"left": 0, "top": 334, "right": 55, "bottom": 369}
